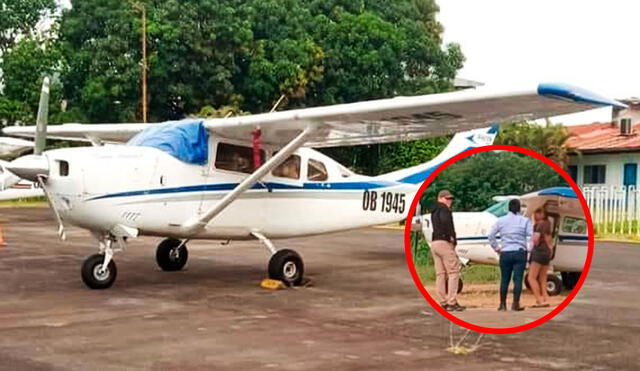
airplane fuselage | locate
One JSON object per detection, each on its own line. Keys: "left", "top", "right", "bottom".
{"left": 45, "top": 139, "right": 418, "bottom": 240}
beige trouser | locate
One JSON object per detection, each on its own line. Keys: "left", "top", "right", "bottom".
{"left": 430, "top": 240, "right": 461, "bottom": 305}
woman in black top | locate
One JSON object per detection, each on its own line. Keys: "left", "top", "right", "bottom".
{"left": 527, "top": 208, "right": 554, "bottom": 307}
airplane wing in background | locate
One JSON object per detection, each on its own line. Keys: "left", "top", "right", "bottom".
{"left": 2, "top": 123, "right": 150, "bottom": 144}
{"left": 2, "top": 82, "right": 625, "bottom": 148}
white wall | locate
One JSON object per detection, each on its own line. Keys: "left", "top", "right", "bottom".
{"left": 569, "top": 152, "right": 640, "bottom": 188}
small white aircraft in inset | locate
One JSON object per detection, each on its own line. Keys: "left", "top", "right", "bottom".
{"left": 1, "top": 77, "right": 618, "bottom": 289}
{"left": 419, "top": 187, "right": 587, "bottom": 295}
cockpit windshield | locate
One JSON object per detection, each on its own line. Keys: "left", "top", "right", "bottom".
{"left": 127, "top": 119, "right": 209, "bottom": 165}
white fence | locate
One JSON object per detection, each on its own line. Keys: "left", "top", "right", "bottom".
{"left": 582, "top": 186, "right": 640, "bottom": 235}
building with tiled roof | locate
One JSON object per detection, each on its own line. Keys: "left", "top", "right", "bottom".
{"left": 566, "top": 99, "right": 640, "bottom": 187}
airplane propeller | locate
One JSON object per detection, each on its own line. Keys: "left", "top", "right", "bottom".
{"left": 3, "top": 77, "right": 66, "bottom": 239}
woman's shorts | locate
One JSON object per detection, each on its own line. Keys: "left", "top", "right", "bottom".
{"left": 530, "top": 246, "right": 552, "bottom": 265}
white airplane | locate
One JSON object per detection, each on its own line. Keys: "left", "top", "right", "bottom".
{"left": 0, "top": 136, "right": 34, "bottom": 158}
{"left": 1, "top": 77, "right": 620, "bottom": 289}
{"left": 418, "top": 187, "right": 587, "bottom": 296}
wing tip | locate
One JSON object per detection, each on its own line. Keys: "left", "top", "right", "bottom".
{"left": 537, "top": 82, "right": 627, "bottom": 109}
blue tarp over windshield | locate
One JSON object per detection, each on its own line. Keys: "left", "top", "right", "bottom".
{"left": 127, "top": 119, "right": 209, "bottom": 165}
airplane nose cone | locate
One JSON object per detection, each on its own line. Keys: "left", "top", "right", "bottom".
{"left": 5, "top": 155, "right": 49, "bottom": 182}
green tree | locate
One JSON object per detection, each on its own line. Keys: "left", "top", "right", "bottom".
{"left": 0, "top": 37, "right": 61, "bottom": 126}
{"left": 0, "top": 0, "right": 56, "bottom": 54}
{"left": 421, "top": 151, "right": 567, "bottom": 212}
{"left": 495, "top": 120, "right": 579, "bottom": 168}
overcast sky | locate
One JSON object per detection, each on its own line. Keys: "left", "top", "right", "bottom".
{"left": 438, "top": 0, "right": 640, "bottom": 124}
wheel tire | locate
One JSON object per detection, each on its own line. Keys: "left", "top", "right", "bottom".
{"left": 156, "top": 238, "right": 188, "bottom": 271}
{"left": 546, "top": 274, "right": 562, "bottom": 296}
{"left": 444, "top": 278, "right": 464, "bottom": 294}
{"left": 268, "top": 249, "right": 304, "bottom": 286}
{"left": 81, "top": 253, "right": 117, "bottom": 289}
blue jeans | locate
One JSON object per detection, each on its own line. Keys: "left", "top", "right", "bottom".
{"left": 499, "top": 250, "right": 527, "bottom": 303}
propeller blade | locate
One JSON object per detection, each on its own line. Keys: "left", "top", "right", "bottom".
{"left": 34, "top": 77, "right": 50, "bottom": 156}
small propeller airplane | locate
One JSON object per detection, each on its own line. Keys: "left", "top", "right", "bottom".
{"left": 0, "top": 77, "right": 622, "bottom": 289}
{"left": 418, "top": 187, "right": 587, "bottom": 296}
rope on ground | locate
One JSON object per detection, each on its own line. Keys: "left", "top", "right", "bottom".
{"left": 446, "top": 322, "right": 486, "bottom": 355}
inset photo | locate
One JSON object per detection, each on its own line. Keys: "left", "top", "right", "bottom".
{"left": 407, "top": 146, "right": 593, "bottom": 332}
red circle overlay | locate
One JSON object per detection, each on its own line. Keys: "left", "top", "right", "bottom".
{"left": 403, "top": 144, "right": 594, "bottom": 334}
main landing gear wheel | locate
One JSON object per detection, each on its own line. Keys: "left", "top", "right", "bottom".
{"left": 268, "top": 249, "right": 304, "bottom": 286}
{"left": 81, "top": 253, "right": 117, "bottom": 289}
{"left": 156, "top": 238, "right": 189, "bottom": 271}
{"left": 546, "top": 274, "right": 562, "bottom": 296}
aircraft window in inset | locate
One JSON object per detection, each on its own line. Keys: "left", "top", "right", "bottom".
{"left": 273, "top": 155, "right": 301, "bottom": 179}
{"left": 58, "top": 160, "right": 69, "bottom": 177}
{"left": 308, "top": 159, "right": 328, "bottom": 181}
{"left": 561, "top": 217, "right": 587, "bottom": 234}
{"left": 484, "top": 200, "right": 510, "bottom": 217}
{"left": 215, "top": 143, "right": 265, "bottom": 174}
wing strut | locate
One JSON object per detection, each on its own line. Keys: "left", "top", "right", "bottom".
{"left": 182, "top": 124, "right": 319, "bottom": 235}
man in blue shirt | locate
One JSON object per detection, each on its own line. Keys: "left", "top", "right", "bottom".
{"left": 488, "top": 198, "right": 533, "bottom": 311}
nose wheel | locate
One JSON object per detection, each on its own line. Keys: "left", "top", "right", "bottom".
{"left": 156, "top": 238, "right": 189, "bottom": 271}
{"left": 81, "top": 253, "right": 117, "bottom": 289}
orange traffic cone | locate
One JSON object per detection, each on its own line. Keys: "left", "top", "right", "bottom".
{"left": 0, "top": 224, "right": 6, "bottom": 247}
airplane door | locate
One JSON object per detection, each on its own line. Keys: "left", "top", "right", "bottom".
{"left": 553, "top": 216, "right": 588, "bottom": 272}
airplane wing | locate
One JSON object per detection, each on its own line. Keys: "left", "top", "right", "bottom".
{"left": 204, "top": 83, "right": 626, "bottom": 148}
{"left": 2, "top": 82, "right": 625, "bottom": 148}
{"left": 2, "top": 123, "right": 150, "bottom": 144}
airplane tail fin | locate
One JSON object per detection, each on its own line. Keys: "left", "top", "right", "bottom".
{"left": 375, "top": 125, "right": 499, "bottom": 184}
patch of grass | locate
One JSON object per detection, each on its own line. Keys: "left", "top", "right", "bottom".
{"left": 0, "top": 197, "right": 48, "bottom": 208}
{"left": 412, "top": 237, "right": 500, "bottom": 284}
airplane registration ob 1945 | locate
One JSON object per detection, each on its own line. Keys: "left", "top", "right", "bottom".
{"left": 0, "top": 77, "right": 618, "bottom": 290}
{"left": 404, "top": 145, "right": 595, "bottom": 335}
{"left": 362, "top": 190, "right": 406, "bottom": 214}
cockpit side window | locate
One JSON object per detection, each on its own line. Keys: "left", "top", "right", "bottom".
{"left": 58, "top": 160, "right": 69, "bottom": 177}
{"left": 308, "top": 159, "right": 328, "bottom": 181}
{"left": 215, "top": 143, "right": 265, "bottom": 174}
{"left": 273, "top": 155, "right": 301, "bottom": 179}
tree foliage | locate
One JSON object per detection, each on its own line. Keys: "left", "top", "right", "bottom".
{"left": 421, "top": 151, "right": 567, "bottom": 212}
{"left": 495, "top": 120, "right": 579, "bottom": 168}
{"left": 57, "top": 0, "right": 463, "bottom": 122}
{"left": 0, "top": 36, "right": 61, "bottom": 126}
{"left": 0, "top": 0, "right": 56, "bottom": 54}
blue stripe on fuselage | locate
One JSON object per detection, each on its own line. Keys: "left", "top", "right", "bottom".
{"left": 399, "top": 146, "right": 477, "bottom": 184}
{"left": 85, "top": 180, "right": 400, "bottom": 201}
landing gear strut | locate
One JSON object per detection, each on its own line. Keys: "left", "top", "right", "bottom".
{"left": 253, "top": 232, "right": 305, "bottom": 286}
{"left": 156, "top": 238, "right": 189, "bottom": 271}
{"left": 81, "top": 234, "right": 123, "bottom": 289}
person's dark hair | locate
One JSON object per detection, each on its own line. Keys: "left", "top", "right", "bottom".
{"left": 508, "top": 199, "right": 521, "bottom": 214}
